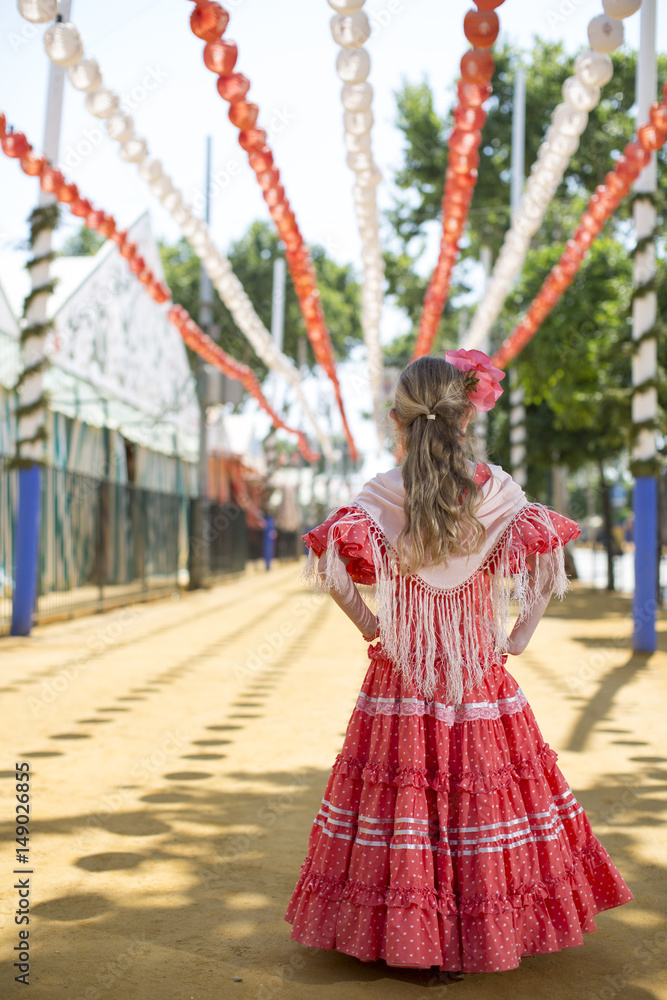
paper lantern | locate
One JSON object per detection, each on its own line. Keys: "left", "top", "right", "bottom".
{"left": 85, "top": 87, "right": 120, "bottom": 119}
{"left": 587, "top": 14, "right": 624, "bottom": 53}
{"left": 217, "top": 73, "right": 250, "bottom": 103}
{"left": 449, "top": 148, "right": 480, "bottom": 173}
{"left": 649, "top": 101, "right": 667, "bottom": 133}
{"left": 263, "top": 184, "right": 285, "bottom": 207}
{"left": 257, "top": 167, "right": 280, "bottom": 190}
{"left": 150, "top": 175, "right": 173, "bottom": 199}
{"left": 129, "top": 255, "right": 146, "bottom": 275}
{"left": 190, "top": 2, "right": 229, "bottom": 42}
{"left": 106, "top": 112, "right": 134, "bottom": 143}
{"left": 40, "top": 167, "right": 64, "bottom": 195}
{"left": 58, "top": 181, "right": 79, "bottom": 203}
{"left": 330, "top": 12, "right": 371, "bottom": 48}
{"left": 602, "top": 0, "right": 641, "bottom": 17}
{"left": 138, "top": 157, "right": 163, "bottom": 183}
{"left": 18, "top": 0, "right": 58, "bottom": 22}
{"left": 552, "top": 103, "right": 588, "bottom": 137}
{"left": 343, "top": 109, "right": 373, "bottom": 135}
{"left": 454, "top": 104, "right": 486, "bottom": 131}
{"left": 625, "top": 140, "right": 651, "bottom": 168}
{"left": 605, "top": 169, "right": 629, "bottom": 197}
{"left": 119, "top": 137, "right": 147, "bottom": 163}
{"left": 345, "top": 131, "right": 372, "bottom": 154}
{"left": 335, "top": 47, "right": 371, "bottom": 83}
{"left": 121, "top": 241, "right": 139, "bottom": 263}
{"left": 70, "top": 196, "right": 92, "bottom": 218}
{"left": 341, "top": 82, "right": 373, "bottom": 113}
{"left": 327, "top": 0, "right": 365, "bottom": 11}
{"left": 162, "top": 190, "right": 182, "bottom": 213}
{"left": 562, "top": 76, "right": 600, "bottom": 113}
{"left": 638, "top": 123, "right": 667, "bottom": 152}
{"left": 98, "top": 216, "right": 116, "bottom": 238}
{"left": 450, "top": 128, "right": 482, "bottom": 153}
{"left": 574, "top": 50, "right": 613, "bottom": 89}
{"left": 1, "top": 131, "right": 30, "bottom": 158}
{"left": 463, "top": 10, "right": 499, "bottom": 48}
{"left": 248, "top": 148, "right": 274, "bottom": 173}
{"left": 86, "top": 209, "right": 106, "bottom": 230}
{"left": 614, "top": 155, "right": 640, "bottom": 182}
{"left": 549, "top": 131, "right": 579, "bottom": 158}
{"left": 347, "top": 151, "right": 374, "bottom": 172}
{"left": 68, "top": 57, "right": 102, "bottom": 92}
{"left": 457, "top": 80, "right": 491, "bottom": 107}
{"left": 203, "top": 39, "right": 238, "bottom": 75}
{"left": 229, "top": 101, "right": 258, "bottom": 129}
{"left": 43, "top": 21, "right": 83, "bottom": 66}
{"left": 460, "top": 48, "right": 495, "bottom": 85}
{"left": 20, "top": 151, "right": 45, "bottom": 176}
{"left": 238, "top": 128, "right": 267, "bottom": 152}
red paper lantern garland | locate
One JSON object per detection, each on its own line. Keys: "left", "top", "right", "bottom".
{"left": 412, "top": 1, "right": 505, "bottom": 360}
{"left": 0, "top": 113, "right": 320, "bottom": 464}
{"left": 186, "top": 0, "right": 358, "bottom": 464}
{"left": 491, "top": 95, "right": 667, "bottom": 369}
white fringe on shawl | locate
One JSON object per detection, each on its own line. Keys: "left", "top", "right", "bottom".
{"left": 300, "top": 500, "right": 571, "bottom": 704}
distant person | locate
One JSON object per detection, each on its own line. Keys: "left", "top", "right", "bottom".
{"left": 285, "top": 352, "right": 633, "bottom": 980}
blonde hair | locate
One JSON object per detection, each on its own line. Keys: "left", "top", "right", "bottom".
{"left": 389, "top": 355, "right": 486, "bottom": 575}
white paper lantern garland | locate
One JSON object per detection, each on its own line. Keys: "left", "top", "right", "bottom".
{"left": 329, "top": 0, "right": 385, "bottom": 453}
{"left": 28, "top": 8, "right": 334, "bottom": 461}
{"left": 463, "top": 1, "right": 640, "bottom": 352}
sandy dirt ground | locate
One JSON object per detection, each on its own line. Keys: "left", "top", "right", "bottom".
{"left": 0, "top": 560, "right": 666, "bottom": 1000}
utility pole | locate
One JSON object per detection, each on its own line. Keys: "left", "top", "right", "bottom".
{"left": 509, "top": 66, "right": 527, "bottom": 489}
{"left": 189, "top": 135, "right": 212, "bottom": 589}
{"left": 11, "top": 0, "right": 72, "bottom": 635}
{"left": 632, "top": 0, "right": 658, "bottom": 651}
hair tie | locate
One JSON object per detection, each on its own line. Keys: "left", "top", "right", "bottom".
{"left": 427, "top": 413, "right": 436, "bottom": 420}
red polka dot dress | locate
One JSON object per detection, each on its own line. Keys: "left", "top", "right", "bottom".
{"left": 285, "top": 463, "right": 634, "bottom": 973}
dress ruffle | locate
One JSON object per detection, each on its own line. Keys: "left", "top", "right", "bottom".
{"left": 285, "top": 644, "right": 634, "bottom": 973}
{"left": 301, "top": 505, "right": 376, "bottom": 585}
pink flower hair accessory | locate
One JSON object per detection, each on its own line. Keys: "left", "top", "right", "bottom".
{"left": 444, "top": 348, "right": 505, "bottom": 413}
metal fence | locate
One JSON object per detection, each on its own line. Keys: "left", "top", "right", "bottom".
{"left": 1, "top": 467, "right": 305, "bottom": 635}
{"left": 1, "top": 466, "right": 189, "bottom": 632}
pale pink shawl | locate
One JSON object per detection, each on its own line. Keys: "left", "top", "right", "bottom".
{"left": 302, "top": 461, "right": 571, "bottom": 702}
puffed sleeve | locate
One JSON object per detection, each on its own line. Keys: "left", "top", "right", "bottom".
{"left": 301, "top": 505, "right": 376, "bottom": 585}
{"left": 509, "top": 505, "right": 581, "bottom": 555}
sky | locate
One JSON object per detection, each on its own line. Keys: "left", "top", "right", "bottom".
{"left": 0, "top": 0, "right": 663, "bottom": 470}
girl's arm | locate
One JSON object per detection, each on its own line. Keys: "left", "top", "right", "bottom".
{"left": 317, "top": 549, "right": 378, "bottom": 641}
{"left": 507, "top": 550, "right": 559, "bottom": 655}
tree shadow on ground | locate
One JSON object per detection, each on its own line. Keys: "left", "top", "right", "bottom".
{"left": 0, "top": 755, "right": 663, "bottom": 1000}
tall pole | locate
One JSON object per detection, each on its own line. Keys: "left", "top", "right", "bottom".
{"left": 11, "top": 0, "right": 72, "bottom": 636}
{"left": 270, "top": 256, "right": 286, "bottom": 412}
{"left": 509, "top": 66, "right": 527, "bottom": 489}
{"left": 189, "top": 135, "right": 212, "bottom": 589}
{"left": 632, "top": 0, "right": 657, "bottom": 652}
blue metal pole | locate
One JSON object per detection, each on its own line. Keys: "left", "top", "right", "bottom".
{"left": 11, "top": 465, "right": 42, "bottom": 636}
{"left": 633, "top": 476, "right": 657, "bottom": 651}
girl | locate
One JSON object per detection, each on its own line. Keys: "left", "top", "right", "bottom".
{"left": 285, "top": 351, "right": 633, "bottom": 976}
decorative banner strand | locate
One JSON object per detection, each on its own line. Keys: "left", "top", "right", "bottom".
{"left": 186, "top": 0, "right": 359, "bottom": 463}
{"left": 463, "top": 0, "right": 641, "bottom": 352}
{"left": 491, "top": 87, "right": 666, "bottom": 369}
{"left": 412, "top": 0, "right": 506, "bottom": 360}
{"left": 19, "top": 4, "right": 335, "bottom": 464}
{"left": 327, "top": 0, "right": 385, "bottom": 454}
{"left": 0, "top": 112, "right": 321, "bottom": 463}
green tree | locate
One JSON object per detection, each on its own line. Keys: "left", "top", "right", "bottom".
{"left": 59, "top": 226, "right": 105, "bottom": 256}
